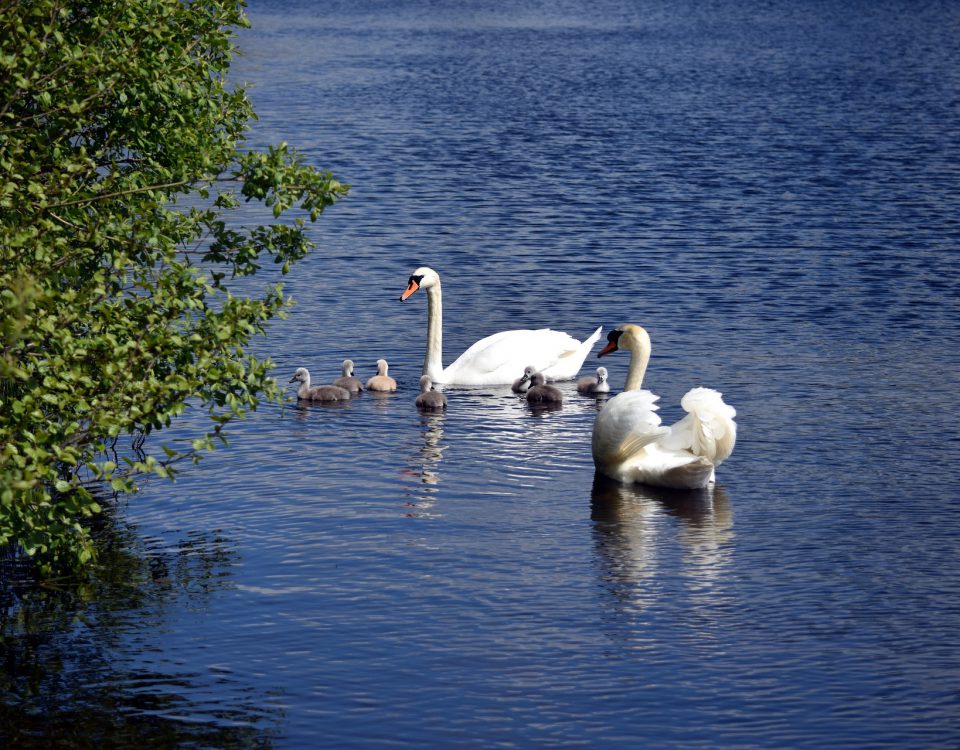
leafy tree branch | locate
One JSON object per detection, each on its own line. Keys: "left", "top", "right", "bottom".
{"left": 0, "top": 0, "right": 348, "bottom": 576}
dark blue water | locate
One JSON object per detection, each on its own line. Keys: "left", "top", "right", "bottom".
{"left": 4, "top": 0, "right": 960, "bottom": 747}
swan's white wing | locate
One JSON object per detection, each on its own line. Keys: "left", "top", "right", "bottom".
{"left": 592, "top": 390, "right": 668, "bottom": 468}
{"left": 593, "top": 390, "right": 715, "bottom": 489}
{"left": 441, "top": 328, "right": 592, "bottom": 385}
{"left": 660, "top": 387, "right": 737, "bottom": 465}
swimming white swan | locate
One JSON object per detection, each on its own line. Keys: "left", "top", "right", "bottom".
{"left": 290, "top": 367, "right": 352, "bottom": 402}
{"left": 591, "top": 325, "right": 736, "bottom": 489}
{"left": 400, "top": 266, "right": 601, "bottom": 385}
{"left": 366, "top": 359, "right": 397, "bottom": 392}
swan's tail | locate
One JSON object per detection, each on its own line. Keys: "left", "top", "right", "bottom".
{"left": 665, "top": 387, "right": 737, "bottom": 466}
{"left": 582, "top": 325, "right": 603, "bottom": 353}
{"left": 543, "top": 326, "right": 603, "bottom": 381}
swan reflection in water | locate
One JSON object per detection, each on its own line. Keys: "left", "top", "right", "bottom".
{"left": 402, "top": 411, "right": 447, "bottom": 517}
{"left": 590, "top": 473, "right": 734, "bottom": 616}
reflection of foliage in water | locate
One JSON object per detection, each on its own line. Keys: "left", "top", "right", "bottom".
{"left": 0, "top": 502, "right": 280, "bottom": 749}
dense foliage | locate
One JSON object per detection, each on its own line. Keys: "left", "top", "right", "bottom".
{"left": 0, "top": 0, "right": 348, "bottom": 575}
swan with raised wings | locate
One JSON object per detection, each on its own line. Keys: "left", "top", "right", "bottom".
{"left": 400, "top": 266, "right": 601, "bottom": 385}
{"left": 591, "top": 325, "right": 736, "bottom": 489}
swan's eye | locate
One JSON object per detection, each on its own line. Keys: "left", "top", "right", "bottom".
{"left": 411, "top": 274, "right": 424, "bottom": 285}
{"left": 606, "top": 330, "right": 623, "bottom": 344}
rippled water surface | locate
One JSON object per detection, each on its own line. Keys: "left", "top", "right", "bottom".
{"left": 4, "top": 0, "right": 960, "bottom": 747}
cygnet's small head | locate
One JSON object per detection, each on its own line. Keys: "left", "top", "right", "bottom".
{"left": 419, "top": 375, "right": 433, "bottom": 392}
{"left": 342, "top": 359, "right": 354, "bottom": 376}
{"left": 597, "top": 324, "right": 649, "bottom": 358}
{"left": 400, "top": 266, "right": 441, "bottom": 301}
{"left": 529, "top": 372, "right": 546, "bottom": 387}
{"left": 376, "top": 358, "right": 389, "bottom": 374}
{"left": 516, "top": 365, "right": 536, "bottom": 385}
{"left": 289, "top": 367, "right": 309, "bottom": 384}
{"left": 596, "top": 366, "right": 608, "bottom": 383}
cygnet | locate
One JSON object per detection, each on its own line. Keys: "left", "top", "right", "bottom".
{"left": 366, "top": 359, "right": 397, "bottom": 392}
{"left": 289, "top": 367, "right": 352, "bottom": 401}
{"left": 511, "top": 365, "right": 536, "bottom": 393}
{"left": 526, "top": 372, "right": 563, "bottom": 403}
{"left": 333, "top": 359, "right": 364, "bottom": 393}
{"left": 577, "top": 366, "right": 610, "bottom": 394}
{"left": 415, "top": 375, "right": 447, "bottom": 410}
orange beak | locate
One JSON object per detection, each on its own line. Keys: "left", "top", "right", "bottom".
{"left": 400, "top": 279, "right": 420, "bottom": 301}
{"left": 597, "top": 341, "right": 618, "bottom": 358}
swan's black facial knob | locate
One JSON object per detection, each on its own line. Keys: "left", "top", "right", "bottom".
{"left": 598, "top": 329, "right": 623, "bottom": 358}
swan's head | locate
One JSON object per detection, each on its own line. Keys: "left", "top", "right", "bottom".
{"left": 376, "top": 358, "right": 389, "bottom": 374}
{"left": 400, "top": 266, "right": 440, "bottom": 301}
{"left": 598, "top": 324, "right": 649, "bottom": 357}
{"left": 419, "top": 375, "right": 433, "bottom": 392}
{"left": 596, "top": 366, "right": 608, "bottom": 383}
{"left": 342, "top": 359, "right": 354, "bottom": 376}
{"left": 289, "top": 367, "right": 309, "bottom": 384}
{"left": 529, "top": 372, "right": 547, "bottom": 387}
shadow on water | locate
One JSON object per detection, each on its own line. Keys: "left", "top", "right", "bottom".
{"left": 590, "top": 473, "right": 734, "bottom": 616}
{"left": 0, "top": 504, "right": 281, "bottom": 749}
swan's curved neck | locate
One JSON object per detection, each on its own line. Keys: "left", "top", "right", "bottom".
{"left": 424, "top": 282, "right": 443, "bottom": 380}
{"left": 624, "top": 337, "right": 650, "bottom": 391}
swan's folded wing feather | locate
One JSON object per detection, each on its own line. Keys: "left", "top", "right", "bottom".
{"left": 444, "top": 328, "right": 583, "bottom": 382}
{"left": 592, "top": 390, "right": 668, "bottom": 466}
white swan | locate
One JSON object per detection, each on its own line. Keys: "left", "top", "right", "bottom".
{"left": 400, "top": 266, "right": 602, "bottom": 385}
{"left": 591, "top": 325, "right": 736, "bottom": 489}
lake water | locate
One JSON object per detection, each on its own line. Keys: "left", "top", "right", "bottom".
{"left": 3, "top": 0, "right": 960, "bottom": 747}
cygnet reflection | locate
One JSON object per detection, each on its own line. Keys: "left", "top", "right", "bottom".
{"left": 402, "top": 411, "right": 447, "bottom": 517}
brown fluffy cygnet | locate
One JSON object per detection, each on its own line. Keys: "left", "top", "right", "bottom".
{"left": 526, "top": 372, "right": 563, "bottom": 403}
{"left": 415, "top": 375, "right": 447, "bottom": 410}
{"left": 290, "top": 367, "right": 352, "bottom": 401}
{"left": 366, "top": 359, "right": 397, "bottom": 392}
{"left": 511, "top": 365, "right": 536, "bottom": 393}
{"left": 577, "top": 366, "right": 610, "bottom": 394}
{"left": 333, "top": 359, "right": 364, "bottom": 393}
